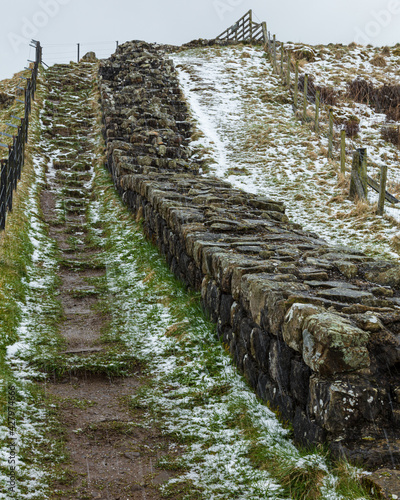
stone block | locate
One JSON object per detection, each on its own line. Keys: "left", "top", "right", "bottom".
{"left": 290, "top": 359, "right": 311, "bottom": 406}
{"left": 293, "top": 407, "right": 325, "bottom": 446}
{"left": 239, "top": 317, "right": 254, "bottom": 351}
{"left": 205, "top": 280, "right": 221, "bottom": 323}
{"left": 269, "top": 339, "right": 293, "bottom": 392}
{"left": 250, "top": 327, "right": 270, "bottom": 372}
{"left": 309, "top": 376, "right": 388, "bottom": 435}
{"left": 302, "top": 311, "right": 370, "bottom": 376}
{"left": 243, "top": 354, "right": 259, "bottom": 389}
{"left": 220, "top": 294, "right": 234, "bottom": 327}
{"left": 282, "top": 303, "right": 323, "bottom": 352}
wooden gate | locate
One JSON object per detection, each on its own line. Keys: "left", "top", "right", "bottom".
{"left": 216, "top": 10, "right": 267, "bottom": 44}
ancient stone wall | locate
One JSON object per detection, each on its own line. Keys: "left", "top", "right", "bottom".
{"left": 99, "top": 40, "right": 400, "bottom": 467}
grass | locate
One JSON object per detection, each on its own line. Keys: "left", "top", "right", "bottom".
{"left": 0, "top": 70, "right": 69, "bottom": 499}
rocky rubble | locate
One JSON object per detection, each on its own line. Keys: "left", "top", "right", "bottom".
{"left": 99, "top": 40, "right": 400, "bottom": 466}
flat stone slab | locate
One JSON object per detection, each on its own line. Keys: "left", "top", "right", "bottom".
{"left": 316, "top": 287, "right": 374, "bottom": 303}
{"left": 368, "top": 468, "right": 400, "bottom": 499}
{"left": 305, "top": 280, "right": 358, "bottom": 289}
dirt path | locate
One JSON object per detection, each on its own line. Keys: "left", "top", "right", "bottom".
{"left": 38, "top": 62, "right": 175, "bottom": 500}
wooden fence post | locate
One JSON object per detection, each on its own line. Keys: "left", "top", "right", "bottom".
{"left": 249, "top": 9, "right": 253, "bottom": 42}
{"left": 328, "top": 109, "right": 334, "bottom": 159}
{"left": 286, "top": 51, "right": 291, "bottom": 86}
{"left": 360, "top": 148, "right": 368, "bottom": 197}
{"left": 340, "top": 130, "right": 346, "bottom": 174}
{"left": 350, "top": 148, "right": 368, "bottom": 200}
{"left": 280, "top": 44, "right": 284, "bottom": 79}
{"left": 273, "top": 35, "right": 277, "bottom": 72}
{"left": 377, "top": 165, "right": 388, "bottom": 215}
{"left": 314, "top": 90, "right": 320, "bottom": 133}
{"left": 302, "top": 74, "right": 308, "bottom": 121}
{"left": 261, "top": 22, "right": 268, "bottom": 48}
{"left": 77, "top": 43, "right": 80, "bottom": 63}
{"left": 294, "top": 61, "right": 299, "bottom": 108}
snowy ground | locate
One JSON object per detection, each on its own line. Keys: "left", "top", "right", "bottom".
{"left": 172, "top": 45, "right": 400, "bottom": 262}
{"left": 299, "top": 44, "right": 400, "bottom": 191}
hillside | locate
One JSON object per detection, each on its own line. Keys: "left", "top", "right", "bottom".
{"left": 0, "top": 70, "right": 31, "bottom": 158}
{"left": 173, "top": 43, "right": 400, "bottom": 261}
{"left": 1, "top": 39, "right": 400, "bottom": 500}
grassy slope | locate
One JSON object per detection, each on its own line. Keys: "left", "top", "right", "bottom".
{"left": 0, "top": 70, "right": 63, "bottom": 498}
{"left": 0, "top": 69, "right": 33, "bottom": 159}
{"left": 0, "top": 54, "right": 380, "bottom": 499}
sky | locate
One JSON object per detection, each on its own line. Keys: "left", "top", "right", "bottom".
{"left": 0, "top": 0, "right": 399, "bottom": 81}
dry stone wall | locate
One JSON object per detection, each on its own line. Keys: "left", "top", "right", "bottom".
{"left": 99, "top": 40, "right": 400, "bottom": 467}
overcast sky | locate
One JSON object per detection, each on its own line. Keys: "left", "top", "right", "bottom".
{"left": 0, "top": 0, "right": 399, "bottom": 81}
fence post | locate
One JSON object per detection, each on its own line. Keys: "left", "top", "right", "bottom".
{"left": 77, "top": 43, "right": 80, "bottom": 63}
{"left": 359, "top": 148, "right": 368, "bottom": 197}
{"left": 350, "top": 148, "right": 368, "bottom": 200}
{"left": 280, "top": 44, "right": 284, "bottom": 79}
{"left": 249, "top": 9, "right": 253, "bottom": 42}
{"left": 294, "top": 61, "right": 299, "bottom": 109}
{"left": 328, "top": 109, "right": 334, "bottom": 159}
{"left": 302, "top": 74, "right": 308, "bottom": 121}
{"left": 340, "top": 130, "right": 346, "bottom": 174}
{"left": 314, "top": 90, "right": 320, "bottom": 133}
{"left": 286, "top": 51, "right": 291, "bottom": 87}
{"left": 0, "top": 160, "right": 6, "bottom": 230}
{"left": 261, "top": 22, "right": 268, "bottom": 47}
{"left": 7, "top": 148, "right": 13, "bottom": 212}
{"left": 377, "top": 165, "right": 388, "bottom": 215}
{"left": 273, "top": 35, "right": 277, "bottom": 73}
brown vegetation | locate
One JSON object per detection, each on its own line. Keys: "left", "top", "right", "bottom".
{"left": 298, "top": 74, "right": 337, "bottom": 106}
{"left": 0, "top": 91, "right": 13, "bottom": 109}
{"left": 381, "top": 125, "right": 400, "bottom": 147}
{"left": 370, "top": 54, "right": 387, "bottom": 67}
{"left": 348, "top": 78, "right": 400, "bottom": 121}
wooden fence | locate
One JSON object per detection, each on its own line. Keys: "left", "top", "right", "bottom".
{"left": 263, "top": 35, "right": 398, "bottom": 214}
{"left": 0, "top": 40, "right": 42, "bottom": 230}
{"left": 216, "top": 10, "right": 267, "bottom": 44}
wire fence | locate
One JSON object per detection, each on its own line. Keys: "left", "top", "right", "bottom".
{"left": 42, "top": 41, "right": 118, "bottom": 66}
{"left": 0, "top": 41, "right": 41, "bottom": 230}
{"left": 265, "top": 33, "right": 398, "bottom": 215}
